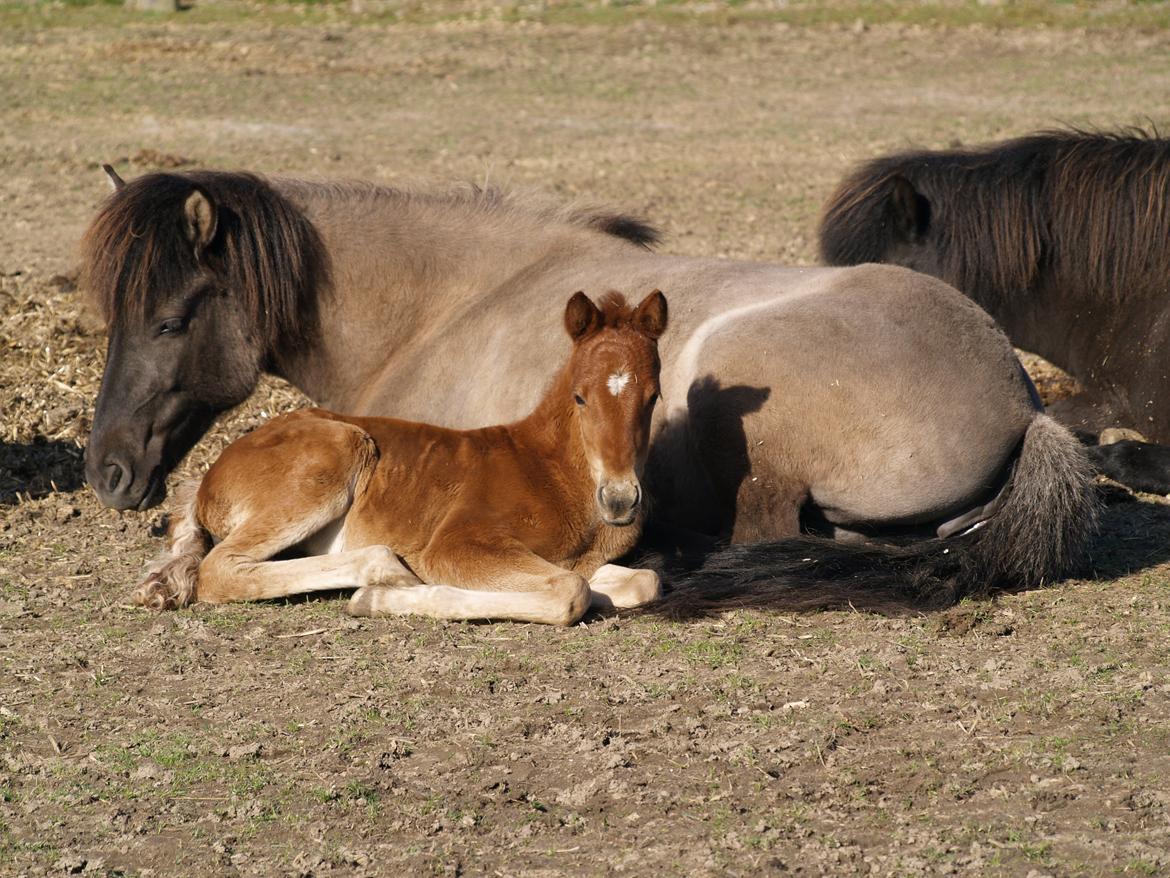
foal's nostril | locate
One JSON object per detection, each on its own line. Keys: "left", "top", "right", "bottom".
{"left": 599, "top": 482, "right": 641, "bottom": 518}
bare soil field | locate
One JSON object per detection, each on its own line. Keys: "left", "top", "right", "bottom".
{"left": 4, "top": 2, "right": 1170, "bottom": 875}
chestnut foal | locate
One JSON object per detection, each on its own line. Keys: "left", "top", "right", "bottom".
{"left": 134, "top": 290, "right": 666, "bottom": 625}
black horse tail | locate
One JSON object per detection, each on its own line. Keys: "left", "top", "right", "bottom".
{"left": 650, "top": 414, "right": 1098, "bottom": 618}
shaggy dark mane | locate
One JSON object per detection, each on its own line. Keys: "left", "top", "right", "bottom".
{"left": 818, "top": 126, "right": 1170, "bottom": 307}
{"left": 80, "top": 171, "right": 329, "bottom": 351}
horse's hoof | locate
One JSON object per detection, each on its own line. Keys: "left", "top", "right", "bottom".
{"left": 1099, "top": 427, "right": 1148, "bottom": 445}
{"left": 346, "top": 586, "right": 382, "bottom": 617}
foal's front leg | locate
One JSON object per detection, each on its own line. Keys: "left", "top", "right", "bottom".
{"left": 569, "top": 533, "right": 662, "bottom": 610}
{"left": 586, "top": 564, "right": 662, "bottom": 611}
{"left": 347, "top": 531, "right": 591, "bottom": 626}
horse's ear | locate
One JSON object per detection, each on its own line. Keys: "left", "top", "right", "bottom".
{"left": 564, "top": 291, "right": 602, "bottom": 341}
{"left": 183, "top": 189, "right": 218, "bottom": 257}
{"left": 889, "top": 175, "right": 930, "bottom": 242}
{"left": 633, "top": 289, "right": 668, "bottom": 340}
{"left": 102, "top": 163, "right": 125, "bottom": 192}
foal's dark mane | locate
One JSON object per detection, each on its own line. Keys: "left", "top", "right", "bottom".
{"left": 80, "top": 171, "right": 329, "bottom": 351}
{"left": 818, "top": 127, "right": 1170, "bottom": 306}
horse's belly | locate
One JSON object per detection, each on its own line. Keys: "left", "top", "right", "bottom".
{"left": 666, "top": 265, "right": 1039, "bottom": 536}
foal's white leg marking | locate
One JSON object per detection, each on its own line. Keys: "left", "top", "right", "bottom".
{"left": 607, "top": 370, "right": 631, "bottom": 396}
{"left": 588, "top": 563, "right": 661, "bottom": 610}
{"left": 201, "top": 544, "right": 412, "bottom": 603}
{"left": 347, "top": 579, "right": 590, "bottom": 626}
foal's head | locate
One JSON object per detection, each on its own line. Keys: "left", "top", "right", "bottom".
{"left": 563, "top": 290, "right": 667, "bottom": 526}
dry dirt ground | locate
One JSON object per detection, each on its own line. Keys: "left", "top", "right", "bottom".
{"left": 4, "top": 2, "right": 1170, "bottom": 875}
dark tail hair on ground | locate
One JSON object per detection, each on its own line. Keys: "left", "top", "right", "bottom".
{"left": 647, "top": 415, "right": 1098, "bottom": 619}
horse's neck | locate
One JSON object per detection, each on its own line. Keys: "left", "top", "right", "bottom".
{"left": 273, "top": 184, "right": 595, "bottom": 411}
{"left": 508, "top": 366, "right": 592, "bottom": 502}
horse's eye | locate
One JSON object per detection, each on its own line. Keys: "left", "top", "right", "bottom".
{"left": 573, "top": 394, "right": 586, "bottom": 407}
{"left": 158, "top": 317, "right": 186, "bottom": 336}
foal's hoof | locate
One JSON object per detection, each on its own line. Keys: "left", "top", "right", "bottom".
{"left": 589, "top": 564, "right": 662, "bottom": 610}
{"left": 346, "top": 584, "right": 402, "bottom": 617}
{"left": 346, "top": 586, "right": 377, "bottom": 617}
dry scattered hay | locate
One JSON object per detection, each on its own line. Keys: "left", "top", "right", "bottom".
{"left": 0, "top": 269, "right": 308, "bottom": 509}
{"left": 1016, "top": 349, "right": 1082, "bottom": 405}
{"left": 1, "top": 272, "right": 100, "bottom": 504}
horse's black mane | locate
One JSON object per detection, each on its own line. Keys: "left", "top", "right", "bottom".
{"left": 81, "top": 170, "right": 328, "bottom": 351}
{"left": 818, "top": 126, "right": 1170, "bottom": 306}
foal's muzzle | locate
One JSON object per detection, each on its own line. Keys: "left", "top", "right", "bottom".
{"left": 598, "top": 479, "right": 642, "bottom": 526}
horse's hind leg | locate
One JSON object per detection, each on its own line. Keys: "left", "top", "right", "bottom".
{"left": 196, "top": 494, "right": 417, "bottom": 605}
{"left": 188, "top": 414, "right": 415, "bottom": 605}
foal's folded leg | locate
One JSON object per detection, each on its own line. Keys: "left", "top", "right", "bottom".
{"left": 198, "top": 537, "right": 415, "bottom": 604}
{"left": 186, "top": 415, "right": 416, "bottom": 605}
{"left": 587, "top": 564, "right": 662, "bottom": 610}
{"left": 347, "top": 532, "right": 590, "bottom": 626}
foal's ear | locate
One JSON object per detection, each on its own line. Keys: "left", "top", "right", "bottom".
{"left": 564, "top": 291, "right": 602, "bottom": 341}
{"left": 633, "top": 289, "right": 668, "bottom": 340}
{"left": 183, "top": 188, "right": 218, "bottom": 257}
{"left": 889, "top": 175, "right": 930, "bottom": 243}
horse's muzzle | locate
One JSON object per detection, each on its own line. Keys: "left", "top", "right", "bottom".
{"left": 86, "top": 451, "right": 166, "bottom": 511}
{"left": 598, "top": 480, "right": 642, "bottom": 527}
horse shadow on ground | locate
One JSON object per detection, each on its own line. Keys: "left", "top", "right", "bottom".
{"left": 1087, "top": 484, "right": 1170, "bottom": 580}
{"left": 638, "top": 376, "right": 771, "bottom": 567}
{"left": 0, "top": 438, "right": 86, "bottom": 506}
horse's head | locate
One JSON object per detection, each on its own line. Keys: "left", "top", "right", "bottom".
{"left": 563, "top": 289, "right": 667, "bottom": 526}
{"left": 819, "top": 171, "right": 942, "bottom": 278}
{"left": 80, "top": 168, "right": 326, "bottom": 510}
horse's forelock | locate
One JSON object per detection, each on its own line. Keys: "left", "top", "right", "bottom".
{"left": 596, "top": 291, "right": 636, "bottom": 329}
{"left": 80, "top": 173, "right": 197, "bottom": 328}
{"left": 79, "top": 171, "right": 327, "bottom": 352}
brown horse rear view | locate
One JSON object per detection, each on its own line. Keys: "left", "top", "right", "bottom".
{"left": 135, "top": 290, "right": 667, "bottom": 625}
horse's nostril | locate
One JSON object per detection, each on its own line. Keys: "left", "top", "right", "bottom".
{"left": 104, "top": 458, "right": 127, "bottom": 493}
{"left": 599, "top": 482, "right": 640, "bottom": 514}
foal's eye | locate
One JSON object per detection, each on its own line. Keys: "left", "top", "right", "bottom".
{"left": 573, "top": 394, "right": 586, "bottom": 407}
{"left": 158, "top": 317, "right": 186, "bottom": 336}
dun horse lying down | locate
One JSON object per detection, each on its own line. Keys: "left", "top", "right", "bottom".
{"left": 135, "top": 290, "right": 667, "bottom": 626}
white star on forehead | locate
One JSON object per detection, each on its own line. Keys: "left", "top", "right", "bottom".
{"left": 607, "top": 371, "right": 631, "bottom": 397}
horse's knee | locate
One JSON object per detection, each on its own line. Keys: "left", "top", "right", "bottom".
{"left": 191, "top": 550, "right": 252, "bottom": 604}
{"left": 550, "top": 573, "right": 591, "bottom": 626}
{"left": 360, "top": 545, "right": 416, "bottom": 587}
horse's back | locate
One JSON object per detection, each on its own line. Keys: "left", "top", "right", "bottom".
{"left": 665, "top": 264, "right": 1039, "bottom": 536}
